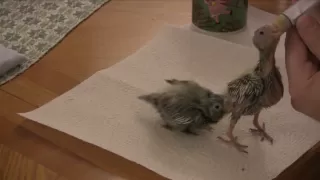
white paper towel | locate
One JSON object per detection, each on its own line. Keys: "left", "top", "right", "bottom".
{"left": 20, "top": 24, "right": 320, "bottom": 180}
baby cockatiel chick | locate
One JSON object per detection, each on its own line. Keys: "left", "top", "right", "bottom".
{"left": 138, "top": 79, "right": 227, "bottom": 135}
{"left": 218, "top": 24, "right": 284, "bottom": 153}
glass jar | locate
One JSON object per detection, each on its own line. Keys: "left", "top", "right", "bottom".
{"left": 192, "top": 0, "right": 248, "bottom": 32}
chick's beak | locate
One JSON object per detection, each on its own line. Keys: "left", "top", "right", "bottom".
{"left": 272, "top": 31, "right": 282, "bottom": 39}
{"left": 270, "top": 24, "right": 283, "bottom": 39}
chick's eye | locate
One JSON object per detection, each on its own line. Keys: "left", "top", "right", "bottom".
{"left": 214, "top": 104, "right": 221, "bottom": 110}
{"left": 259, "top": 31, "right": 264, "bottom": 35}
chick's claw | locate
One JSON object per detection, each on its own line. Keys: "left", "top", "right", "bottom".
{"left": 217, "top": 136, "right": 249, "bottom": 154}
{"left": 249, "top": 123, "right": 274, "bottom": 144}
{"left": 204, "top": 125, "right": 214, "bottom": 132}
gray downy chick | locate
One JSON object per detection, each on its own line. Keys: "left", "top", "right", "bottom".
{"left": 138, "top": 79, "right": 227, "bottom": 135}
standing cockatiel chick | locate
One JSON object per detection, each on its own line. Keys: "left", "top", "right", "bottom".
{"left": 138, "top": 79, "right": 227, "bottom": 135}
{"left": 218, "top": 24, "right": 284, "bottom": 153}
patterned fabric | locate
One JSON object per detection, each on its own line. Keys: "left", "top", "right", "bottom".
{"left": 0, "top": 0, "right": 109, "bottom": 85}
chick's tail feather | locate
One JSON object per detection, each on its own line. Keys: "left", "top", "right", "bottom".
{"left": 165, "top": 79, "right": 190, "bottom": 85}
{"left": 138, "top": 93, "right": 161, "bottom": 106}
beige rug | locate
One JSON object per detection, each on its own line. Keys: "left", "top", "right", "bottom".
{"left": 0, "top": 0, "right": 110, "bottom": 85}
{"left": 19, "top": 7, "right": 320, "bottom": 180}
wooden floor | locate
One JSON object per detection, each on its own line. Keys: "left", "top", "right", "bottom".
{"left": 1, "top": 0, "right": 320, "bottom": 179}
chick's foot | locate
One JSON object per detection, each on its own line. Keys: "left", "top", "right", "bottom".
{"left": 218, "top": 135, "right": 248, "bottom": 154}
{"left": 204, "top": 125, "right": 214, "bottom": 132}
{"left": 250, "top": 122, "right": 274, "bottom": 144}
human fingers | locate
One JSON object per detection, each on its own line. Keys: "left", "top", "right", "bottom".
{"left": 306, "top": 3, "right": 320, "bottom": 22}
{"left": 285, "top": 27, "right": 317, "bottom": 96}
{"left": 291, "top": 72, "right": 320, "bottom": 121}
{"left": 296, "top": 14, "right": 320, "bottom": 59}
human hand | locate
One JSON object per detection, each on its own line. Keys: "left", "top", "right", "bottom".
{"left": 285, "top": 14, "right": 320, "bottom": 121}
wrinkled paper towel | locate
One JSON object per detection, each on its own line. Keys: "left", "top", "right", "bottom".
{"left": 20, "top": 6, "right": 320, "bottom": 180}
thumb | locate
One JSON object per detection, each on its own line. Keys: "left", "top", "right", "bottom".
{"left": 296, "top": 14, "right": 320, "bottom": 59}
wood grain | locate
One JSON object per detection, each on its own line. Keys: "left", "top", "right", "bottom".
{"left": 1, "top": 0, "right": 319, "bottom": 179}
{"left": 0, "top": 144, "right": 66, "bottom": 180}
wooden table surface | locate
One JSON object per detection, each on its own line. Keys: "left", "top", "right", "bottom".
{"left": 1, "top": 0, "right": 319, "bottom": 179}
